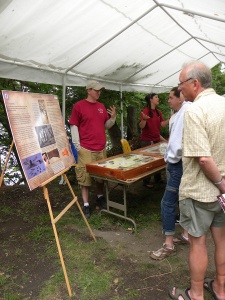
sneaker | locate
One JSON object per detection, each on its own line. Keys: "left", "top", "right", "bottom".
{"left": 150, "top": 243, "right": 176, "bottom": 260}
{"left": 83, "top": 206, "right": 90, "bottom": 219}
{"left": 96, "top": 196, "right": 107, "bottom": 209}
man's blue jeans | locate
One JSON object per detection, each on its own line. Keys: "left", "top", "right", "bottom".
{"left": 161, "top": 160, "right": 183, "bottom": 235}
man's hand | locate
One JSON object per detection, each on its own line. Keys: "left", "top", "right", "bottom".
{"left": 107, "top": 105, "right": 116, "bottom": 119}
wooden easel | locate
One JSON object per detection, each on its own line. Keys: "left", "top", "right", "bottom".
{"left": 41, "top": 170, "right": 96, "bottom": 297}
{"left": 0, "top": 141, "right": 96, "bottom": 297}
{"left": 1, "top": 91, "right": 97, "bottom": 297}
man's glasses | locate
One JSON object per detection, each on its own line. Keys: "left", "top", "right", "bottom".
{"left": 178, "top": 78, "right": 193, "bottom": 87}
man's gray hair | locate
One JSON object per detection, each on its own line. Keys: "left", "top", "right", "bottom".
{"left": 182, "top": 60, "right": 212, "bottom": 88}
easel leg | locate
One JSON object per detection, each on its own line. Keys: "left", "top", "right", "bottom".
{"left": 0, "top": 140, "right": 14, "bottom": 188}
{"left": 63, "top": 174, "right": 96, "bottom": 242}
{"left": 43, "top": 185, "right": 72, "bottom": 297}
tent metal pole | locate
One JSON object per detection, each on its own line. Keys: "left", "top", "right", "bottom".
{"left": 120, "top": 85, "right": 124, "bottom": 139}
{"left": 62, "top": 75, "right": 66, "bottom": 124}
{"left": 157, "top": 1, "right": 225, "bottom": 22}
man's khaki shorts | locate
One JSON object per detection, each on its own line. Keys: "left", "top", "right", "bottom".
{"left": 75, "top": 148, "right": 106, "bottom": 186}
{"left": 179, "top": 198, "right": 225, "bottom": 237}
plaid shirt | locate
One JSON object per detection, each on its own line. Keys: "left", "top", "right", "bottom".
{"left": 179, "top": 88, "right": 225, "bottom": 202}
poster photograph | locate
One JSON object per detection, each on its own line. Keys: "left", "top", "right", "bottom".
{"left": 2, "top": 91, "right": 75, "bottom": 190}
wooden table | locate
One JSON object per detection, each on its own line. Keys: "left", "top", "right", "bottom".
{"left": 89, "top": 165, "right": 165, "bottom": 232}
{"left": 87, "top": 143, "right": 166, "bottom": 231}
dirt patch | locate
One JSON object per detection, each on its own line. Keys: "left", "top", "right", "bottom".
{"left": 93, "top": 226, "right": 215, "bottom": 267}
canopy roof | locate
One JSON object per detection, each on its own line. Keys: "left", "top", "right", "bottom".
{"left": 1, "top": 0, "right": 225, "bottom": 93}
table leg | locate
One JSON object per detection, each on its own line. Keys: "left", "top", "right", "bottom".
{"left": 100, "top": 181, "right": 137, "bottom": 232}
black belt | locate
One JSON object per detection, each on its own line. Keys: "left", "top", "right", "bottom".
{"left": 169, "top": 160, "right": 182, "bottom": 165}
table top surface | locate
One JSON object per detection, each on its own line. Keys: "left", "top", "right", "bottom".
{"left": 87, "top": 143, "right": 166, "bottom": 184}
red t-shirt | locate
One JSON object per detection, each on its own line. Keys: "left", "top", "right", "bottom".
{"left": 140, "top": 107, "right": 164, "bottom": 141}
{"left": 69, "top": 99, "right": 109, "bottom": 151}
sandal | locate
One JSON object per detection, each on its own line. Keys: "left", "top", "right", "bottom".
{"left": 204, "top": 277, "right": 219, "bottom": 300}
{"left": 168, "top": 287, "right": 192, "bottom": 300}
{"left": 173, "top": 234, "right": 189, "bottom": 245}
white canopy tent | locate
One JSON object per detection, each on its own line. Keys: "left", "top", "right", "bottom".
{"left": 1, "top": 0, "right": 225, "bottom": 121}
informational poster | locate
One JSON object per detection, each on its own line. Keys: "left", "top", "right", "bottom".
{"left": 2, "top": 91, "right": 75, "bottom": 190}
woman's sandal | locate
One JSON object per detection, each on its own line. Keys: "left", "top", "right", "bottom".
{"left": 168, "top": 287, "right": 192, "bottom": 300}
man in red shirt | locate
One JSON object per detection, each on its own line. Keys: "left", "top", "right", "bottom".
{"left": 69, "top": 80, "right": 116, "bottom": 218}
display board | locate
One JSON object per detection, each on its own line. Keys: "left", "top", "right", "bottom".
{"left": 132, "top": 142, "right": 167, "bottom": 157}
{"left": 2, "top": 91, "right": 75, "bottom": 190}
{"left": 86, "top": 152, "right": 165, "bottom": 181}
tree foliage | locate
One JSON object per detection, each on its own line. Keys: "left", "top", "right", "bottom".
{"left": 211, "top": 64, "right": 225, "bottom": 95}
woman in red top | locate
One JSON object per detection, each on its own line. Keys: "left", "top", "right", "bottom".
{"left": 139, "top": 93, "right": 169, "bottom": 187}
